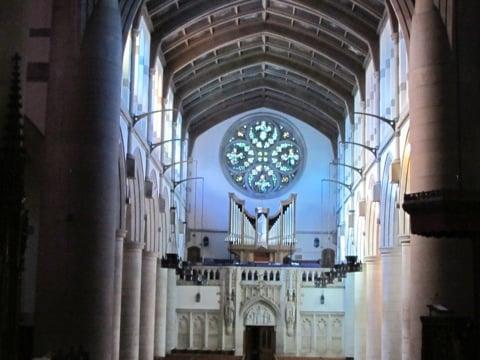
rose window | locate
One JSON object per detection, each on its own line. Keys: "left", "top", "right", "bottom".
{"left": 220, "top": 113, "right": 305, "bottom": 198}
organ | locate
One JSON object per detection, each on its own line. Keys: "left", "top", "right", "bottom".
{"left": 226, "top": 193, "right": 297, "bottom": 262}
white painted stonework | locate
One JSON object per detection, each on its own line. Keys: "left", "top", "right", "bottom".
{"left": 245, "top": 303, "right": 276, "bottom": 326}
{"left": 172, "top": 266, "right": 347, "bottom": 357}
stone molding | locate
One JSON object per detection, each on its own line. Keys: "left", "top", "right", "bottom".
{"left": 116, "top": 229, "right": 128, "bottom": 240}
{"left": 403, "top": 189, "right": 480, "bottom": 236}
{"left": 363, "top": 255, "right": 379, "bottom": 263}
{"left": 124, "top": 240, "right": 145, "bottom": 251}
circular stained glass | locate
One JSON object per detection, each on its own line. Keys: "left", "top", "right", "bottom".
{"left": 220, "top": 113, "right": 305, "bottom": 198}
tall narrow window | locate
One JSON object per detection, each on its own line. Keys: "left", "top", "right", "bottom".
{"left": 133, "top": 17, "right": 151, "bottom": 139}
{"left": 174, "top": 113, "right": 182, "bottom": 180}
{"left": 152, "top": 58, "right": 163, "bottom": 141}
{"left": 121, "top": 30, "right": 132, "bottom": 110}
{"left": 163, "top": 88, "right": 174, "bottom": 164}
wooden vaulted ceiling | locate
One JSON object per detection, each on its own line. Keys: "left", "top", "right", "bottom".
{"left": 119, "top": 0, "right": 416, "bottom": 148}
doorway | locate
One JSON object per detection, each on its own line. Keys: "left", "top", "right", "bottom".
{"left": 244, "top": 326, "right": 275, "bottom": 360}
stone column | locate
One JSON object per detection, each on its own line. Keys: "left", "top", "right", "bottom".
{"left": 139, "top": 251, "right": 158, "bottom": 360}
{"left": 120, "top": 241, "right": 144, "bottom": 359}
{"left": 154, "top": 266, "right": 168, "bottom": 358}
{"left": 399, "top": 236, "right": 411, "bottom": 360}
{"left": 380, "top": 247, "right": 402, "bottom": 360}
{"left": 165, "top": 268, "right": 178, "bottom": 353}
{"left": 354, "top": 270, "right": 366, "bottom": 360}
{"left": 365, "top": 256, "right": 382, "bottom": 360}
{"left": 113, "top": 229, "right": 127, "bottom": 360}
{"left": 34, "top": 1, "right": 122, "bottom": 357}
{"left": 343, "top": 273, "right": 356, "bottom": 358}
{"left": 408, "top": 1, "right": 475, "bottom": 359}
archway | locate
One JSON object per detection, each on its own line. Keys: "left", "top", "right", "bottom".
{"left": 243, "top": 302, "right": 277, "bottom": 360}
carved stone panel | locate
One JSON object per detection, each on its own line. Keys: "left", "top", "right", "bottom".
{"left": 245, "top": 303, "right": 276, "bottom": 326}
{"left": 177, "top": 314, "right": 189, "bottom": 349}
{"left": 330, "top": 316, "right": 343, "bottom": 355}
{"left": 316, "top": 317, "right": 328, "bottom": 354}
{"left": 208, "top": 314, "right": 220, "bottom": 350}
{"left": 193, "top": 314, "right": 205, "bottom": 349}
{"left": 301, "top": 317, "right": 313, "bottom": 354}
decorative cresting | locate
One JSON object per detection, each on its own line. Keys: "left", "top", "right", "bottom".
{"left": 220, "top": 113, "right": 305, "bottom": 198}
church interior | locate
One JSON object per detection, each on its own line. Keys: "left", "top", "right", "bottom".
{"left": 0, "top": 0, "right": 479, "bottom": 359}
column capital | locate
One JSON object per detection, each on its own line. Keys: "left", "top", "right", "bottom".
{"left": 391, "top": 32, "right": 399, "bottom": 44}
{"left": 142, "top": 249, "right": 158, "bottom": 259}
{"left": 116, "top": 229, "right": 128, "bottom": 240}
{"left": 398, "top": 234, "right": 411, "bottom": 245}
{"left": 379, "top": 246, "right": 401, "bottom": 256}
{"left": 131, "top": 27, "right": 140, "bottom": 37}
{"left": 363, "top": 255, "right": 379, "bottom": 263}
{"left": 124, "top": 240, "right": 145, "bottom": 251}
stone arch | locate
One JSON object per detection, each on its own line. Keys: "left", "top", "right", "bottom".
{"left": 380, "top": 153, "right": 399, "bottom": 249}
{"left": 160, "top": 186, "right": 168, "bottom": 256}
{"left": 353, "top": 187, "right": 366, "bottom": 259}
{"left": 117, "top": 132, "right": 127, "bottom": 232}
{"left": 399, "top": 129, "right": 411, "bottom": 236}
{"left": 365, "top": 175, "right": 380, "bottom": 257}
{"left": 160, "top": 185, "right": 170, "bottom": 256}
{"left": 126, "top": 149, "right": 145, "bottom": 244}
{"left": 243, "top": 301, "right": 278, "bottom": 327}
{"left": 144, "top": 170, "right": 161, "bottom": 252}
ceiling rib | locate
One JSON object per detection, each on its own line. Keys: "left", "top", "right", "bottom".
{"left": 143, "top": 0, "right": 385, "bottom": 142}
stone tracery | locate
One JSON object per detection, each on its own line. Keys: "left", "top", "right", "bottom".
{"left": 221, "top": 113, "right": 305, "bottom": 198}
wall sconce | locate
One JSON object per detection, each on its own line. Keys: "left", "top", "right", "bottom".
{"left": 195, "top": 292, "right": 201, "bottom": 303}
{"left": 203, "top": 236, "right": 209, "bottom": 247}
{"left": 320, "top": 294, "right": 325, "bottom": 305}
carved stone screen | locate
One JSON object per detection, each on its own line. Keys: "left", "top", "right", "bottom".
{"left": 220, "top": 113, "right": 305, "bottom": 198}
{"left": 245, "top": 303, "right": 276, "bottom": 326}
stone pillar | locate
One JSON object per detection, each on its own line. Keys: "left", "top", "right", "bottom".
{"left": 408, "top": 1, "right": 475, "bottom": 359}
{"left": 343, "top": 273, "right": 356, "bottom": 358}
{"left": 165, "top": 268, "right": 178, "bottom": 353}
{"left": 365, "top": 256, "right": 382, "bottom": 360}
{"left": 120, "top": 241, "right": 144, "bottom": 359}
{"left": 380, "top": 247, "right": 402, "bottom": 360}
{"left": 400, "top": 236, "right": 411, "bottom": 360}
{"left": 113, "top": 229, "right": 127, "bottom": 360}
{"left": 154, "top": 266, "right": 168, "bottom": 358}
{"left": 354, "top": 270, "right": 366, "bottom": 360}
{"left": 139, "top": 251, "right": 158, "bottom": 359}
{"left": 34, "top": 1, "right": 122, "bottom": 357}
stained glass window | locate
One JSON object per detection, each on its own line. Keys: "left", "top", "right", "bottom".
{"left": 220, "top": 114, "right": 305, "bottom": 198}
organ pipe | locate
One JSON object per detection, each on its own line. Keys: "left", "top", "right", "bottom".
{"left": 226, "top": 193, "right": 297, "bottom": 248}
